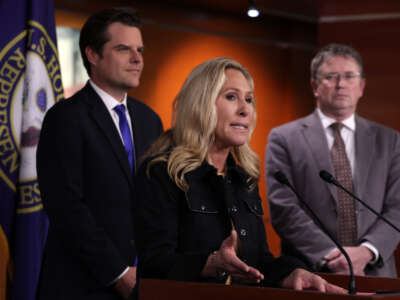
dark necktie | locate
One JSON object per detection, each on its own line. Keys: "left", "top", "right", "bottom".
{"left": 114, "top": 104, "right": 135, "bottom": 174}
{"left": 330, "top": 122, "right": 357, "bottom": 246}
{"left": 114, "top": 104, "right": 138, "bottom": 267}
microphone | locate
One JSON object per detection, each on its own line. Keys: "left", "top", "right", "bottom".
{"left": 273, "top": 171, "right": 357, "bottom": 295}
{"left": 319, "top": 170, "right": 400, "bottom": 234}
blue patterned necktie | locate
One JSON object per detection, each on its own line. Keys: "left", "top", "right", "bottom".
{"left": 114, "top": 104, "right": 135, "bottom": 174}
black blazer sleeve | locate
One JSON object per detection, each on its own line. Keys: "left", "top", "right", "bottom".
{"left": 134, "top": 161, "right": 209, "bottom": 282}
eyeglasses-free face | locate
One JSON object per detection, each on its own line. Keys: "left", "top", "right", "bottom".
{"left": 311, "top": 56, "right": 365, "bottom": 120}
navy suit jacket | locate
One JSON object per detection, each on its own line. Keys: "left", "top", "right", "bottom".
{"left": 37, "top": 83, "right": 163, "bottom": 300}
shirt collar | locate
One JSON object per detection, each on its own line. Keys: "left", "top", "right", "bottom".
{"left": 316, "top": 108, "right": 356, "bottom": 132}
{"left": 186, "top": 153, "right": 249, "bottom": 185}
{"left": 89, "top": 80, "right": 128, "bottom": 111}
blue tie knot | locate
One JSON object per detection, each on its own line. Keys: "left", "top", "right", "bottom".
{"left": 114, "top": 104, "right": 126, "bottom": 116}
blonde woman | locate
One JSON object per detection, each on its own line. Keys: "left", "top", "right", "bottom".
{"left": 134, "top": 57, "right": 345, "bottom": 292}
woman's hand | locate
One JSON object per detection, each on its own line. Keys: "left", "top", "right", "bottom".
{"left": 201, "top": 230, "right": 264, "bottom": 283}
{"left": 280, "top": 268, "right": 347, "bottom": 294}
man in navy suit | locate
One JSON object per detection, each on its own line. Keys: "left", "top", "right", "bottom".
{"left": 36, "top": 7, "right": 163, "bottom": 299}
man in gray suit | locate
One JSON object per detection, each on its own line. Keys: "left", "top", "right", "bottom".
{"left": 265, "top": 43, "right": 400, "bottom": 277}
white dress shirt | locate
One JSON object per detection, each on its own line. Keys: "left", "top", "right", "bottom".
{"left": 89, "top": 80, "right": 134, "bottom": 146}
{"left": 317, "top": 108, "right": 379, "bottom": 264}
{"left": 317, "top": 108, "right": 356, "bottom": 175}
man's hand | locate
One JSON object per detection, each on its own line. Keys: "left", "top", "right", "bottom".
{"left": 280, "top": 268, "right": 347, "bottom": 294}
{"left": 324, "top": 246, "right": 373, "bottom": 275}
{"left": 201, "top": 230, "right": 264, "bottom": 283}
{"left": 114, "top": 266, "right": 136, "bottom": 299}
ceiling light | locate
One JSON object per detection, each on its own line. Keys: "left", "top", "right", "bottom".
{"left": 247, "top": 1, "right": 260, "bottom": 18}
{"left": 247, "top": 7, "right": 259, "bottom": 18}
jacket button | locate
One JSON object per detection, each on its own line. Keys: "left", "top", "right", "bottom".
{"left": 253, "top": 205, "right": 258, "bottom": 211}
{"left": 240, "top": 229, "right": 247, "bottom": 236}
{"left": 201, "top": 205, "right": 206, "bottom": 211}
{"left": 231, "top": 205, "right": 238, "bottom": 213}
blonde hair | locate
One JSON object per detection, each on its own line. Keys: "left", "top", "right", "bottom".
{"left": 145, "top": 57, "right": 259, "bottom": 191}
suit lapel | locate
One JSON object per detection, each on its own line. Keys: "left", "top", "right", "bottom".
{"left": 127, "top": 99, "right": 148, "bottom": 165}
{"left": 83, "top": 84, "right": 134, "bottom": 188}
{"left": 127, "top": 100, "right": 138, "bottom": 173}
{"left": 353, "top": 116, "right": 375, "bottom": 200}
{"left": 302, "top": 111, "right": 338, "bottom": 203}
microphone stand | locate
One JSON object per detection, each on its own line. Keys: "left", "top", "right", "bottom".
{"left": 319, "top": 170, "right": 400, "bottom": 234}
{"left": 274, "top": 171, "right": 357, "bottom": 294}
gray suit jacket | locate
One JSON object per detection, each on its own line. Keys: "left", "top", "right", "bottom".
{"left": 265, "top": 110, "right": 400, "bottom": 277}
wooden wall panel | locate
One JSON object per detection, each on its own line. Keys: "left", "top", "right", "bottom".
{"left": 318, "top": 0, "right": 400, "bottom": 16}
{"left": 318, "top": 18, "right": 400, "bottom": 132}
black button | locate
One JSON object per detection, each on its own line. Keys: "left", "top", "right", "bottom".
{"left": 231, "top": 205, "right": 238, "bottom": 213}
{"left": 240, "top": 229, "right": 247, "bottom": 236}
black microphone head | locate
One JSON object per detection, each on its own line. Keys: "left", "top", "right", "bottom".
{"left": 274, "top": 171, "right": 289, "bottom": 185}
{"left": 319, "top": 170, "right": 335, "bottom": 183}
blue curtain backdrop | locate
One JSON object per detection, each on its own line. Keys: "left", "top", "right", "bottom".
{"left": 0, "top": 0, "right": 64, "bottom": 299}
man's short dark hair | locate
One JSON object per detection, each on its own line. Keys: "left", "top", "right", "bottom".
{"left": 79, "top": 7, "right": 141, "bottom": 76}
{"left": 310, "top": 43, "right": 364, "bottom": 80}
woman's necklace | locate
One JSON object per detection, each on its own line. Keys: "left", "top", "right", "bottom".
{"left": 208, "top": 156, "right": 226, "bottom": 176}
{"left": 217, "top": 168, "right": 226, "bottom": 177}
